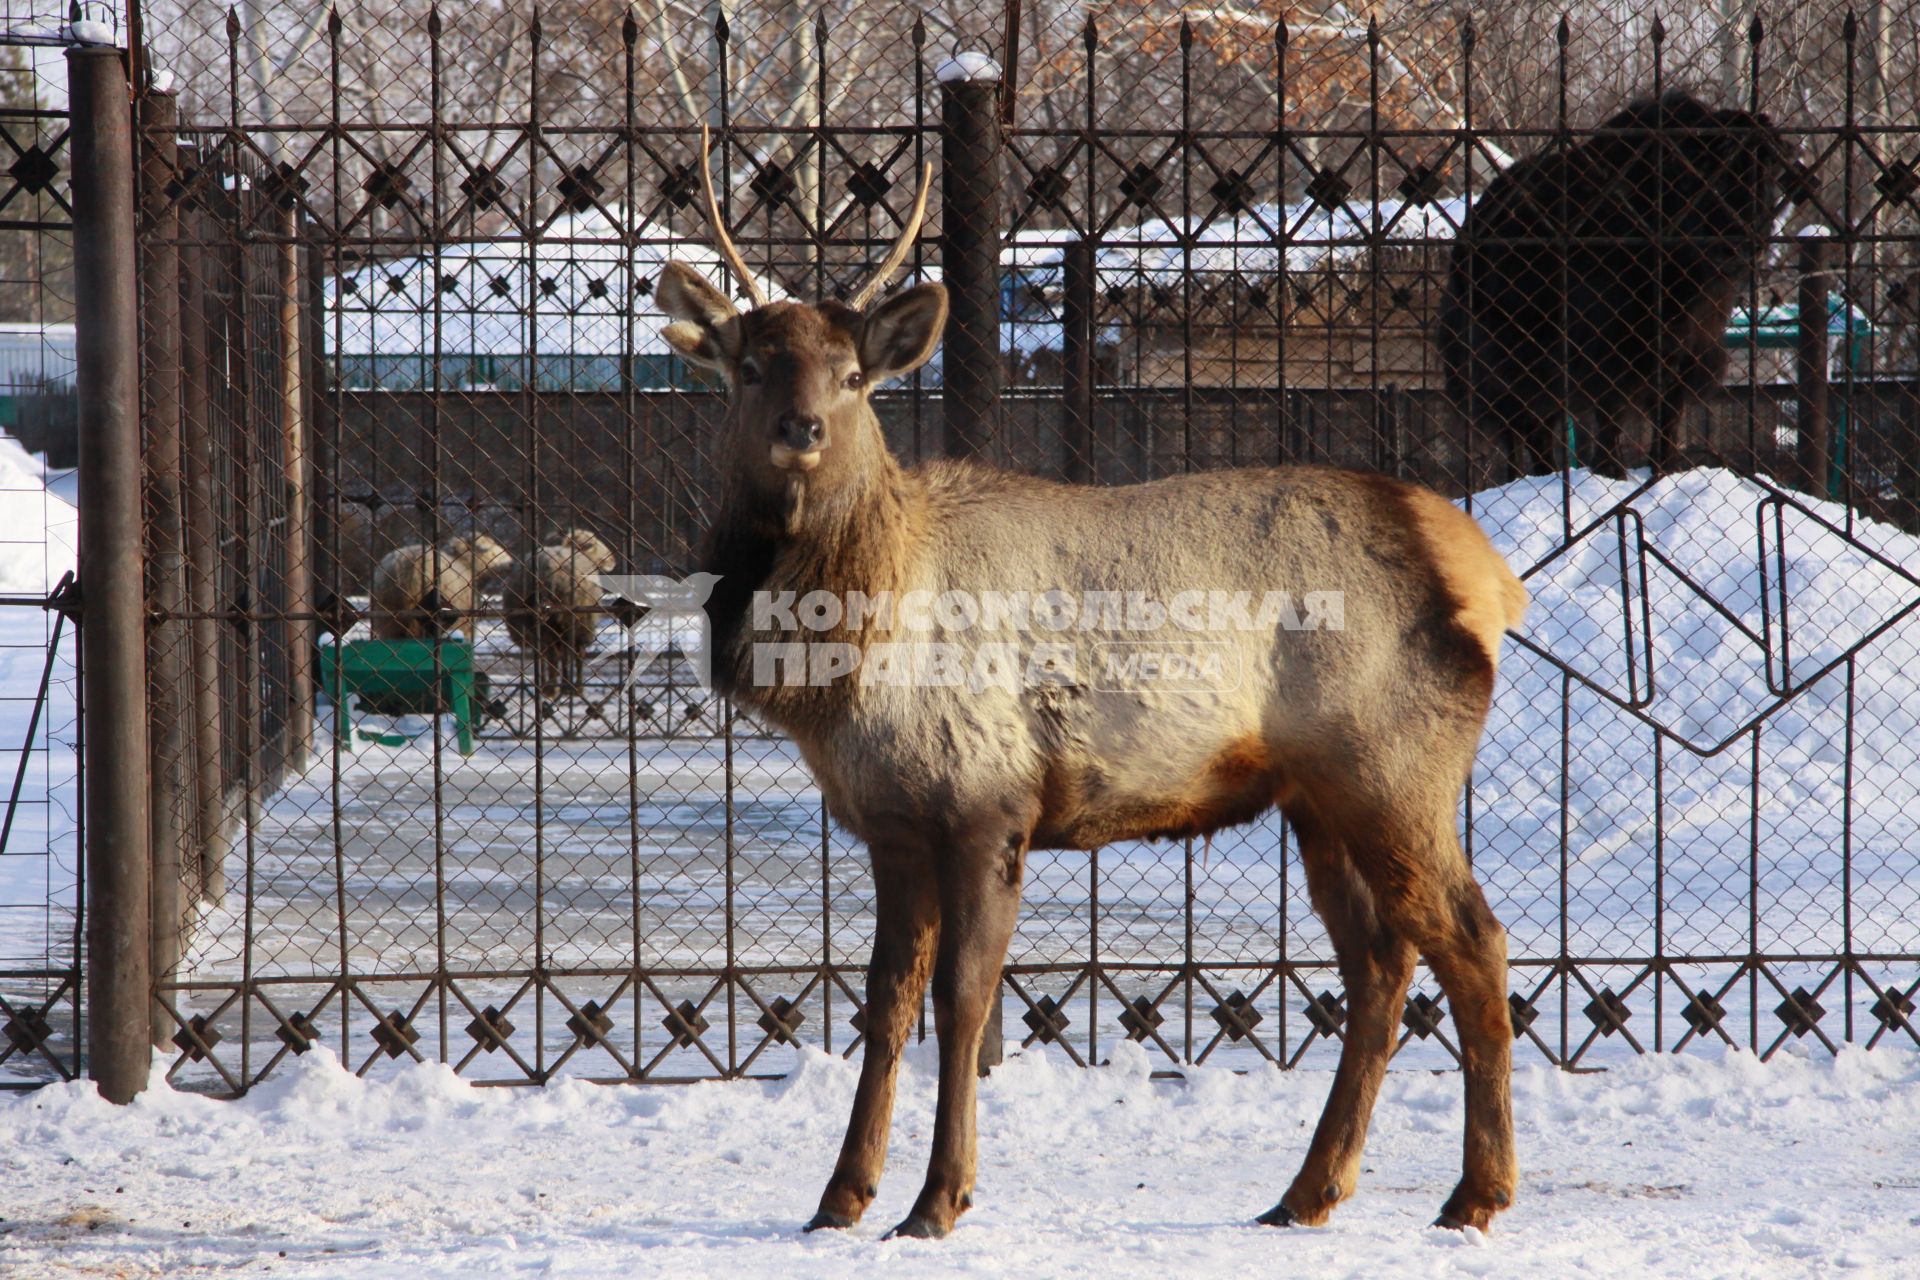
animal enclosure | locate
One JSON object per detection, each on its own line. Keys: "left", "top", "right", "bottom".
{"left": 4, "top": 0, "right": 1920, "bottom": 1096}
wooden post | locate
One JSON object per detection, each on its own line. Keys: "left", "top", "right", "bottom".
{"left": 278, "top": 206, "right": 313, "bottom": 771}
{"left": 71, "top": 44, "right": 153, "bottom": 1103}
{"left": 180, "top": 187, "right": 227, "bottom": 901}
{"left": 942, "top": 58, "right": 1007, "bottom": 1073}
{"left": 939, "top": 54, "right": 1003, "bottom": 464}
{"left": 138, "top": 88, "right": 192, "bottom": 1039}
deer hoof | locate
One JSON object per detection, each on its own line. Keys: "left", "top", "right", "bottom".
{"left": 1431, "top": 1202, "right": 1498, "bottom": 1233}
{"left": 1255, "top": 1202, "right": 1297, "bottom": 1227}
{"left": 883, "top": 1214, "right": 949, "bottom": 1240}
{"left": 1433, "top": 1181, "right": 1510, "bottom": 1233}
{"left": 802, "top": 1209, "right": 855, "bottom": 1233}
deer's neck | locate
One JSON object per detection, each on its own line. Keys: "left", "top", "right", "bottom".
{"left": 702, "top": 441, "right": 924, "bottom": 697}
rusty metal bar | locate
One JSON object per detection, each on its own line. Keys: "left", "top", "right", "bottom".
{"left": 1899, "top": 381, "right": 1920, "bottom": 534}
{"left": 71, "top": 44, "right": 153, "bottom": 1104}
{"left": 1061, "top": 238, "right": 1095, "bottom": 483}
{"left": 138, "top": 86, "right": 191, "bottom": 1041}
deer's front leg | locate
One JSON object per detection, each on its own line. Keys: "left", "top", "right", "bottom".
{"left": 886, "top": 829, "right": 1026, "bottom": 1239}
{"left": 805, "top": 852, "right": 938, "bottom": 1232}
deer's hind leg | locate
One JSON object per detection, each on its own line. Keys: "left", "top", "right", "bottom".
{"left": 1261, "top": 818, "right": 1417, "bottom": 1227}
{"left": 1346, "top": 804, "right": 1517, "bottom": 1232}
{"left": 1411, "top": 863, "right": 1517, "bottom": 1230}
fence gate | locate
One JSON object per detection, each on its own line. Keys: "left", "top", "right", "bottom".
{"left": 5, "top": 1, "right": 1919, "bottom": 1095}
{"left": 0, "top": 19, "right": 82, "bottom": 1092}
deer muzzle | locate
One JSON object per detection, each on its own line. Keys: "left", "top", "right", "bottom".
{"left": 771, "top": 412, "right": 826, "bottom": 471}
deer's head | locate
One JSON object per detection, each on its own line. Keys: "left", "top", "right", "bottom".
{"left": 658, "top": 128, "right": 946, "bottom": 497}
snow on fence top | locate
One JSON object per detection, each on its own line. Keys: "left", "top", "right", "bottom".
{"left": 324, "top": 209, "right": 784, "bottom": 390}
{"left": 326, "top": 196, "right": 1474, "bottom": 385}
{"left": 1004, "top": 195, "right": 1472, "bottom": 291}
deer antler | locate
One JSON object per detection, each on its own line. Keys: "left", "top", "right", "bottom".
{"left": 847, "top": 162, "right": 933, "bottom": 312}
{"left": 698, "top": 124, "right": 767, "bottom": 310}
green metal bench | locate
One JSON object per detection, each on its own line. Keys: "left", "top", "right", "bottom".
{"left": 316, "top": 638, "right": 483, "bottom": 756}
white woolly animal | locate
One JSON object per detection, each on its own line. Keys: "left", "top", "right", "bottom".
{"left": 504, "top": 529, "right": 616, "bottom": 697}
{"left": 369, "top": 535, "right": 514, "bottom": 641}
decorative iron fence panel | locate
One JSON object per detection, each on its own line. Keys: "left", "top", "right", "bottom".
{"left": 0, "top": 26, "right": 83, "bottom": 1089}
{"left": 93, "top": 1, "right": 1920, "bottom": 1092}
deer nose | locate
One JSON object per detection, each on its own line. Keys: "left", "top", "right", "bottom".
{"left": 776, "top": 412, "right": 825, "bottom": 451}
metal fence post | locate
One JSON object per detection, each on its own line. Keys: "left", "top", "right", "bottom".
{"left": 179, "top": 181, "right": 227, "bottom": 901}
{"left": 138, "top": 86, "right": 192, "bottom": 1041}
{"left": 939, "top": 55, "right": 1002, "bottom": 463}
{"left": 1061, "top": 239, "right": 1096, "bottom": 483}
{"left": 1796, "top": 233, "right": 1831, "bottom": 499}
{"left": 278, "top": 207, "right": 313, "bottom": 772}
{"left": 941, "top": 55, "right": 1004, "bottom": 1070}
{"left": 70, "top": 44, "right": 153, "bottom": 1103}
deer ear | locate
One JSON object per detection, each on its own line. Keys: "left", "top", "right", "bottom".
{"left": 658, "top": 261, "right": 740, "bottom": 370}
{"left": 859, "top": 283, "right": 948, "bottom": 383}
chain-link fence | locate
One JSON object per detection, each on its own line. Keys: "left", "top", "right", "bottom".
{"left": 8, "top": 1, "right": 1917, "bottom": 1093}
{"left": 0, "top": 13, "right": 83, "bottom": 1089}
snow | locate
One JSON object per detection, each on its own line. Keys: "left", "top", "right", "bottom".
{"left": 328, "top": 197, "right": 1468, "bottom": 371}
{"left": 1474, "top": 468, "right": 1920, "bottom": 963}
{"left": 997, "top": 196, "right": 1469, "bottom": 354}
{"left": 325, "top": 209, "right": 784, "bottom": 373}
{"left": 935, "top": 51, "right": 1002, "bottom": 83}
{"left": 1007, "top": 195, "right": 1472, "bottom": 289}
{"left": 88, "top": 463, "right": 1909, "bottom": 1096}
{"left": 0, "top": 431, "right": 76, "bottom": 596}
{"left": 0, "top": 430, "right": 79, "bottom": 978}
{"left": 0, "top": 461, "right": 1916, "bottom": 1277}
{"left": 1, "top": 1041, "right": 1916, "bottom": 1277}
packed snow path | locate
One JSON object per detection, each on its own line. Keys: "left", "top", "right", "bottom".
{"left": 3, "top": 1043, "right": 1917, "bottom": 1278}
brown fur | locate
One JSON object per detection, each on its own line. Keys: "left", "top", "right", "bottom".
{"left": 369, "top": 535, "right": 514, "bottom": 641}
{"left": 659, "top": 258, "right": 1528, "bottom": 1239}
{"left": 503, "top": 529, "right": 615, "bottom": 698}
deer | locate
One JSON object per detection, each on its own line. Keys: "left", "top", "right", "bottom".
{"left": 658, "top": 127, "right": 1530, "bottom": 1240}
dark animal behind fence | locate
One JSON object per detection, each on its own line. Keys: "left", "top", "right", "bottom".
{"left": 1438, "top": 90, "right": 1801, "bottom": 478}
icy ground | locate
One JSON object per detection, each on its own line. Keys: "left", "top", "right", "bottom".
{"left": 4, "top": 1042, "right": 1918, "bottom": 1279}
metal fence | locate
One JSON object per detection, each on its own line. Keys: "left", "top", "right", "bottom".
{"left": 4, "top": 0, "right": 1919, "bottom": 1094}
{"left": 0, "top": 16, "right": 83, "bottom": 1090}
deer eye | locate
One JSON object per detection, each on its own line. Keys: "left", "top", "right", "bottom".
{"left": 739, "top": 360, "right": 763, "bottom": 386}
{"left": 843, "top": 370, "right": 865, "bottom": 391}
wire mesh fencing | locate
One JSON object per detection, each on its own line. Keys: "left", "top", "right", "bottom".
{"left": 70, "top": 0, "right": 1920, "bottom": 1092}
{"left": 0, "top": 30, "right": 81, "bottom": 1090}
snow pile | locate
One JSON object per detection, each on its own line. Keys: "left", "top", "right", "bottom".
{"left": 1469, "top": 468, "right": 1920, "bottom": 957}
{"left": 0, "top": 432, "right": 78, "bottom": 970}
{"left": 0, "top": 431, "right": 75, "bottom": 596}
{"left": 1, "top": 1042, "right": 1915, "bottom": 1277}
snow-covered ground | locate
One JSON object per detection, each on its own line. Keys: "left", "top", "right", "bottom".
{"left": 2, "top": 1041, "right": 1917, "bottom": 1278}
{"left": 0, "top": 439, "right": 1917, "bottom": 1275}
